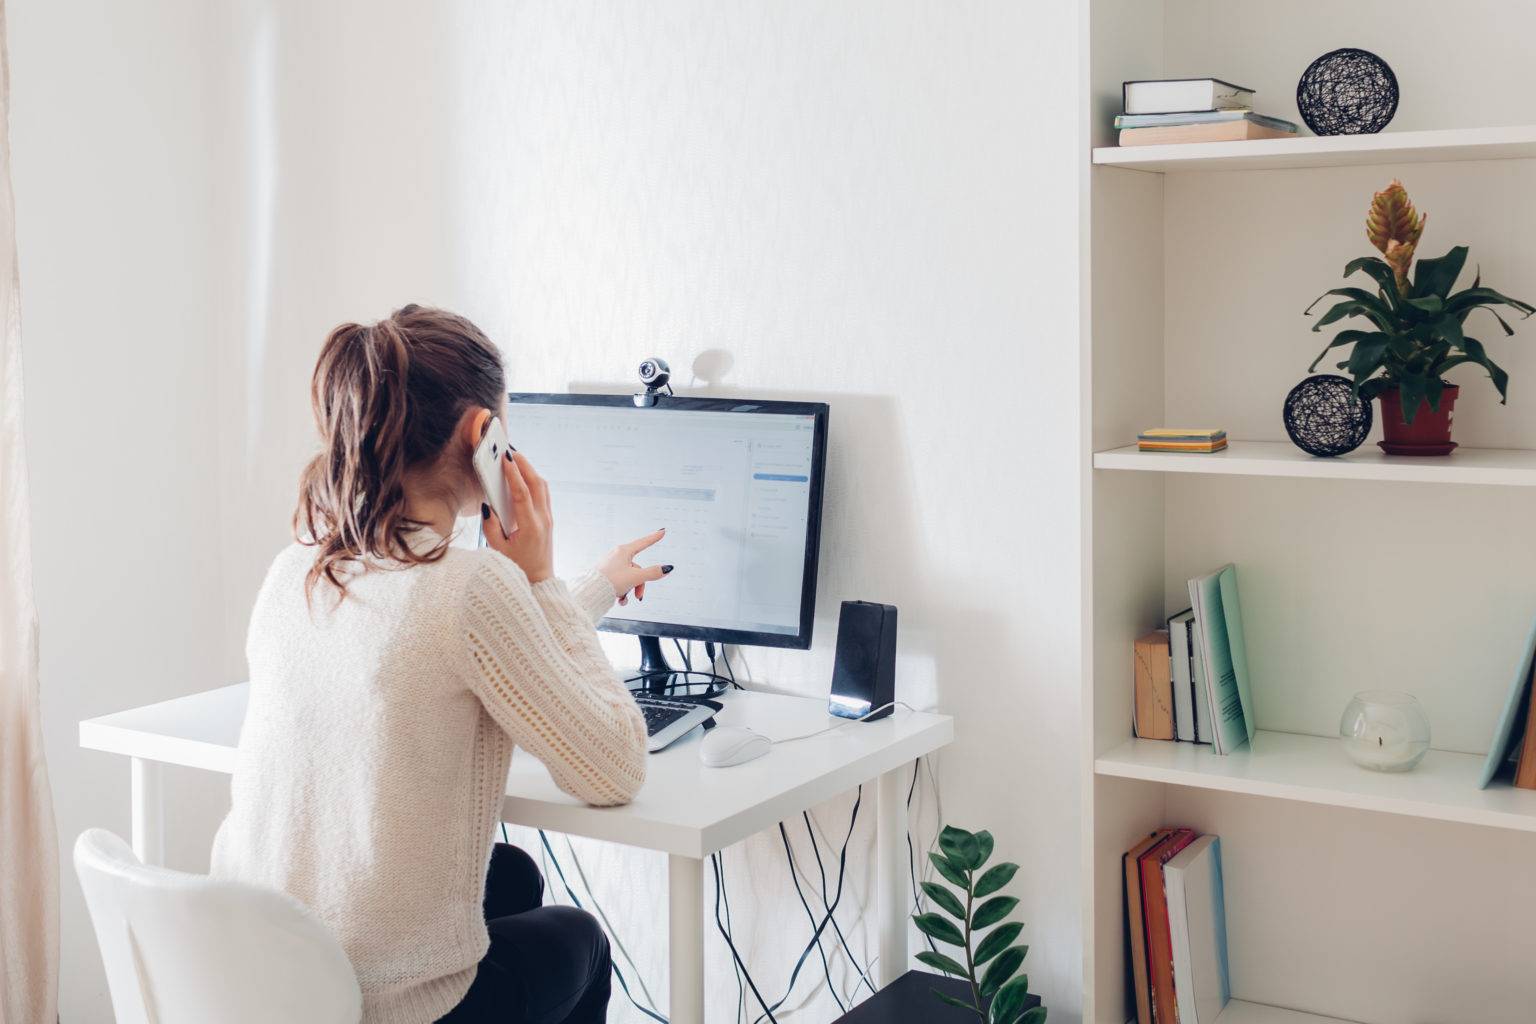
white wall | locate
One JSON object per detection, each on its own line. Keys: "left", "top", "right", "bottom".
{"left": 13, "top": 2, "right": 1085, "bottom": 1020}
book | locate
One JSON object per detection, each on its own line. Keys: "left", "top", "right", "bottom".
{"left": 1114, "top": 111, "right": 1297, "bottom": 132}
{"left": 1189, "top": 621, "right": 1212, "bottom": 745}
{"left": 1513, "top": 658, "right": 1536, "bottom": 788}
{"left": 1139, "top": 428, "right": 1228, "bottom": 454}
{"left": 1119, "top": 120, "right": 1297, "bottom": 147}
{"left": 1122, "top": 78, "right": 1254, "bottom": 116}
{"left": 1134, "top": 630, "right": 1176, "bottom": 741}
{"left": 1187, "top": 565, "right": 1256, "bottom": 756}
{"left": 1478, "top": 613, "right": 1536, "bottom": 788}
{"left": 1138, "top": 440, "right": 1229, "bottom": 453}
{"left": 1165, "top": 835, "right": 1231, "bottom": 1024}
{"left": 1140, "top": 828, "right": 1197, "bottom": 1023}
{"left": 1167, "top": 610, "right": 1196, "bottom": 743}
{"left": 1124, "top": 829, "right": 1174, "bottom": 1024}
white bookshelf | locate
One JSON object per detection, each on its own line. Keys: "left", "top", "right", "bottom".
{"left": 1092, "top": 124, "right": 1536, "bottom": 174}
{"left": 1084, "top": 3, "right": 1536, "bottom": 1023}
{"left": 1093, "top": 441, "right": 1536, "bottom": 486}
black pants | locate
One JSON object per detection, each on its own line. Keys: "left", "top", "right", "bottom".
{"left": 436, "top": 843, "right": 613, "bottom": 1023}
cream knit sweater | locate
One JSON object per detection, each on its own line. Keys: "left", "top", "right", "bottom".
{"left": 210, "top": 535, "right": 648, "bottom": 1024}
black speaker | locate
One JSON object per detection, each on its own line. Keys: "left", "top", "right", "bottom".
{"left": 829, "top": 600, "right": 897, "bottom": 720}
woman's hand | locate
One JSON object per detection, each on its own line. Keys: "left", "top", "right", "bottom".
{"left": 482, "top": 452, "right": 554, "bottom": 585}
{"left": 598, "top": 529, "right": 673, "bottom": 606}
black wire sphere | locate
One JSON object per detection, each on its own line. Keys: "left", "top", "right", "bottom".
{"left": 1284, "top": 375, "right": 1373, "bottom": 457}
{"left": 1296, "top": 48, "right": 1399, "bottom": 135}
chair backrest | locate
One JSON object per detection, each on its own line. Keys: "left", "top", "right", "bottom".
{"left": 73, "top": 829, "right": 361, "bottom": 1024}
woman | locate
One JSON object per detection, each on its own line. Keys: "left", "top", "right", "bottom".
{"left": 212, "top": 305, "right": 667, "bottom": 1023}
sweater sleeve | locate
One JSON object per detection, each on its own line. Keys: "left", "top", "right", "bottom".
{"left": 459, "top": 554, "right": 647, "bottom": 807}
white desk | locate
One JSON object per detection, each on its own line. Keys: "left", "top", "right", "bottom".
{"left": 80, "top": 685, "right": 953, "bottom": 1024}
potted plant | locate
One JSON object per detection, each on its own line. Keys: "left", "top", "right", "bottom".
{"left": 912, "top": 825, "right": 1045, "bottom": 1024}
{"left": 1304, "top": 179, "right": 1535, "bottom": 455}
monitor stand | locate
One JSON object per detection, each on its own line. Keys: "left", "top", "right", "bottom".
{"left": 635, "top": 635, "right": 683, "bottom": 695}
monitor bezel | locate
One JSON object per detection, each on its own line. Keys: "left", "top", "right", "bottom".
{"left": 505, "top": 391, "right": 829, "bottom": 650}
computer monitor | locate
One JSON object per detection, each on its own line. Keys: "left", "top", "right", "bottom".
{"left": 503, "top": 392, "right": 829, "bottom": 686}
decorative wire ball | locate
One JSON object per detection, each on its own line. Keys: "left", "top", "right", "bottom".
{"left": 1283, "top": 375, "right": 1373, "bottom": 457}
{"left": 1296, "top": 48, "right": 1398, "bottom": 135}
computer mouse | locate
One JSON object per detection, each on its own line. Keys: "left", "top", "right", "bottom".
{"left": 699, "top": 725, "right": 773, "bottom": 768}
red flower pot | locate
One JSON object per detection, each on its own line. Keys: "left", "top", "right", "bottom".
{"left": 1377, "top": 384, "right": 1459, "bottom": 456}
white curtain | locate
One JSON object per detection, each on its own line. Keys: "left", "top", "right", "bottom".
{"left": 0, "top": 1, "right": 60, "bottom": 1020}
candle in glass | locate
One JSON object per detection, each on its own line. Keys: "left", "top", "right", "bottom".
{"left": 1339, "top": 690, "right": 1430, "bottom": 772}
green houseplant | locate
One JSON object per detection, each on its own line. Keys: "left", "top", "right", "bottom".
{"left": 1305, "top": 179, "right": 1536, "bottom": 454}
{"left": 912, "top": 825, "right": 1045, "bottom": 1024}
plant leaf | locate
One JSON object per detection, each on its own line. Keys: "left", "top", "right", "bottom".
{"left": 975, "top": 924, "right": 1025, "bottom": 965}
{"left": 1343, "top": 255, "right": 1402, "bottom": 306}
{"left": 940, "top": 826, "right": 983, "bottom": 872}
{"left": 1404, "top": 295, "right": 1445, "bottom": 315}
{"left": 974, "top": 830, "right": 995, "bottom": 868}
{"left": 1470, "top": 305, "right": 1517, "bottom": 336}
{"left": 921, "top": 881, "right": 967, "bottom": 920}
{"left": 979, "top": 947, "right": 1027, "bottom": 999}
{"left": 913, "top": 912, "right": 965, "bottom": 947}
{"left": 1412, "top": 245, "right": 1467, "bottom": 300}
{"left": 1436, "top": 337, "right": 1509, "bottom": 402}
{"left": 1308, "top": 330, "right": 1387, "bottom": 373}
{"left": 1310, "top": 298, "right": 1392, "bottom": 333}
{"left": 916, "top": 950, "right": 969, "bottom": 978}
{"left": 1396, "top": 375, "right": 1428, "bottom": 425}
{"left": 1446, "top": 286, "right": 1536, "bottom": 317}
{"left": 989, "top": 975, "right": 1034, "bottom": 1024}
{"left": 975, "top": 862, "right": 1019, "bottom": 898}
{"left": 1017, "top": 1007, "right": 1047, "bottom": 1024}
{"left": 972, "top": 895, "right": 1020, "bottom": 930}
{"left": 1344, "top": 335, "right": 1390, "bottom": 381}
{"left": 930, "top": 851, "right": 969, "bottom": 888}
{"left": 933, "top": 989, "right": 979, "bottom": 1013}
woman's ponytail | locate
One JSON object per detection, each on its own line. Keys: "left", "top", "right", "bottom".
{"left": 295, "top": 305, "right": 505, "bottom": 600}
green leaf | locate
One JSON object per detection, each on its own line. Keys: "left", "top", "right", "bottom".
{"left": 915, "top": 949, "right": 968, "bottom": 978}
{"left": 921, "top": 881, "right": 967, "bottom": 920}
{"left": 929, "top": 851, "right": 969, "bottom": 888}
{"left": 940, "top": 826, "right": 983, "bottom": 872}
{"left": 933, "top": 989, "right": 979, "bottom": 1013}
{"left": 976, "top": 925, "right": 1024, "bottom": 966}
{"left": 1446, "top": 286, "right": 1536, "bottom": 317}
{"left": 1434, "top": 314, "right": 1465, "bottom": 350}
{"left": 913, "top": 912, "right": 965, "bottom": 947}
{"left": 1404, "top": 295, "right": 1445, "bottom": 315}
{"left": 1396, "top": 376, "right": 1428, "bottom": 425}
{"left": 974, "top": 830, "right": 995, "bottom": 868}
{"left": 1018, "top": 1007, "right": 1047, "bottom": 1024}
{"left": 979, "top": 947, "right": 1026, "bottom": 999}
{"left": 1344, "top": 255, "right": 1402, "bottom": 306}
{"left": 1308, "top": 329, "right": 1387, "bottom": 373}
{"left": 1412, "top": 245, "right": 1467, "bottom": 300}
{"left": 972, "top": 895, "right": 1020, "bottom": 930}
{"left": 1344, "top": 335, "right": 1390, "bottom": 381}
{"left": 1309, "top": 298, "right": 1392, "bottom": 333}
{"left": 1435, "top": 337, "right": 1510, "bottom": 402}
{"left": 974, "top": 862, "right": 1019, "bottom": 898}
{"left": 1470, "top": 304, "right": 1517, "bottom": 336}
{"left": 989, "top": 975, "right": 1034, "bottom": 1024}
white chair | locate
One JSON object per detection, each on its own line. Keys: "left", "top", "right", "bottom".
{"left": 73, "top": 829, "right": 361, "bottom": 1024}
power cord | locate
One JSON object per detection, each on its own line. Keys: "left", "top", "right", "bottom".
{"left": 801, "top": 810, "right": 877, "bottom": 998}
{"left": 777, "top": 822, "right": 847, "bottom": 1015}
{"left": 769, "top": 701, "right": 917, "bottom": 745}
{"left": 712, "top": 851, "right": 780, "bottom": 1023}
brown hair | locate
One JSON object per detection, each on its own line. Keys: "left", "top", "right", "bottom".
{"left": 295, "top": 304, "right": 505, "bottom": 598}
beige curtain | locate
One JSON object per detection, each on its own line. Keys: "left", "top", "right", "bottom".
{"left": 0, "top": 2, "right": 60, "bottom": 1021}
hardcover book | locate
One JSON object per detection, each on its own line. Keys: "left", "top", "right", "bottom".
{"left": 1188, "top": 565, "right": 1256, "bottom": 756}
{"left": 1165, "top": 835, "right": 1231, "bottom": 1024}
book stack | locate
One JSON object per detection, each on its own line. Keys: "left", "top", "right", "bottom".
{"left": 1124, "top": 829, "right": 1230, "bottom": 1024}
{"left": 1479, "top": 615, "right": 1536, "bottom": 789}
{"left": 1132, "top": 564, "right": 1256, "bottom": 755}
{"left": 1138, "top": 428, "right": 1227, "bottom": 454}
{"left": 1116, "top": 78, "right": 1299, "bottom": 146}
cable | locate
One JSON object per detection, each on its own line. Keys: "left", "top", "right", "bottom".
{"left": 905, "top": 759, "right": 938, "bottom": 956}
{"left": 716, "top": 848, "right": 746, "bottom": 1024}
{"left": 769, "top": 702, "right": 918, "bottom": 745}
{"left": 713, "top": 852, "right": 779, "bottom": 1023}
{"left": 562, "top": 835, "right": 661, "bottom": 1014}
{"left": 537, "top": 831, "right": 668, "bottom": 1024}
{"left": 802, "top": 811, "right": 876, "bottom": 998}
{"left": 778, "top": 822, "right": 847, "bottom": 1014}
{"left": 624, "top": 669, "right": 730, "bottom": 699}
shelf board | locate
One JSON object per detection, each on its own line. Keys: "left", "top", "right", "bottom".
{"left": 1093, "top": 440, "right": 1536, "bottom": 486}
{"left": 1212, "top": 1002, "right": 1359, "bottom": 1024}
{"left": 1096, "top": 730, "right": 1536, "bottom": 833}
{"left": 1092, "top": 124, "right": 1536, "bottom": 173}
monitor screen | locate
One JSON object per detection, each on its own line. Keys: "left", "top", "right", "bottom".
{"left": 503, "top": 394, "right": 828, "bottom": 649}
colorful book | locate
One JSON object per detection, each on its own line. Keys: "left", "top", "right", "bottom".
{"left": 1187, "top": 565, "right": 1255, "bottom": 756}
{"left": 1479, "top": 613, "right": 1536, "bottom": 788}
{"left": 1115, "top": 111, "right": 1297, "bottom": 132}
{"left": 1168, "top": 610, "right": 1196, "bottom": 743}
{"left": 1124, "top": 829, "right": 1174, "bottom": 1024}
{"left": 1122, "top": 78, "right": 1254, "bottom": 116}
{"left": 1141, "top": 829, "right": 1197, "bottom": 1023}
{"left": 1139, "top": 428, "right": 1228, "bottom": 454}
{"left": 1165, "top": 835, "right": 1231, "bottom": 1024}
{"left": 1134, "top": 630, "right": 1176, "bottom": 741}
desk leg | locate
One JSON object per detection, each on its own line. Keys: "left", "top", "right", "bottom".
{"left": 876, "top": 767, "right": 908, "bottom": 988}
{"left": 668, "top": 854, "right": 705, "bottom": 1024}
{"left": 130, "top": 757, "right": 166, "bottom": 866}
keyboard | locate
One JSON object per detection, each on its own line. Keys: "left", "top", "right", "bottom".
{"left": 633, "top": 694, "right": 717, "bottom": 752}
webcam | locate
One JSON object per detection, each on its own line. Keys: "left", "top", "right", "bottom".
{"left": 634, "top": 357, "right": 672, "bottom": 407}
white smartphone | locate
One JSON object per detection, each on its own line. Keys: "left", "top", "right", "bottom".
{"left": 472, "top": 416, "right": 517, "bottom": 535}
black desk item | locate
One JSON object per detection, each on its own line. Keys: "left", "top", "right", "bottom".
{"left": 833, "top": 970, "right": 1041, "bottom": 1023}
{"left": 829, "top": 600, "right": 898, "bottom": 721}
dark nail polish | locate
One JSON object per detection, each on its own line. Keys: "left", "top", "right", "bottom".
{"left": 481, "top": 503, "right": 489, "bottom": 519}
{"left": 504, "top": 451, "right": 513, "bottom": 462}
{"left": 508, "top": 444, "right": 517, "bottom": 451}
{"left": 662, "top": 565, "right": 674, "bottom": 574}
